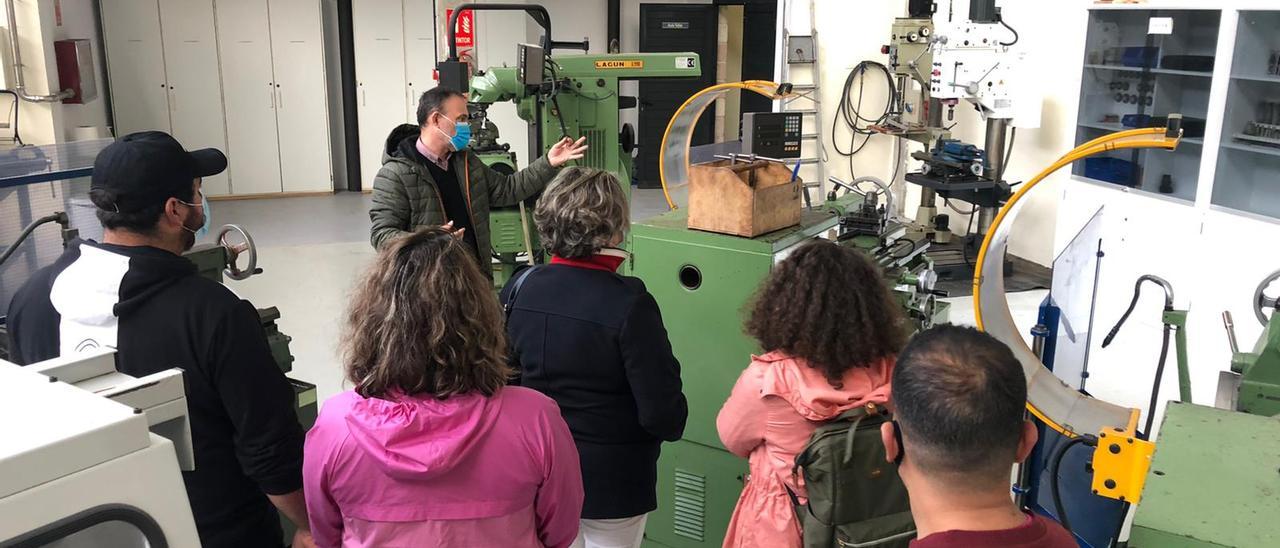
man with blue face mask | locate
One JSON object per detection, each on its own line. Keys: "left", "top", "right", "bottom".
{"left": 6, "top": 131, "right": 316, "bottom": 548}
{"left": 370, "top": 86, "right": 589, "bottom": 268}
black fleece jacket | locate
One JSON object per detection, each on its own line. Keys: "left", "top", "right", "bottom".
{"left": 502, "top": 263, "right": 688, "bottom": 519}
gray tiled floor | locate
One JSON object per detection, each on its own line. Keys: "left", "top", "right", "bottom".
{"left": 209, "top": 188, "right": 1043, "bottom": 404}
{"left": 202, "top": 187, "right": 680, "bottom": 249}
{"left": 207, "top": 187, "right": 684, "bottom": 401}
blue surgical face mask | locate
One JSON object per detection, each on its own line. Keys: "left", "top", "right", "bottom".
{"left": 180, "top": 194, "right": 211, "bottom": 240}
{"left": 434, "top": 114, "right": 472, "bottom": 151}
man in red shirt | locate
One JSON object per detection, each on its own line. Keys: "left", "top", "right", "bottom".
{"left": 880, "top": 325, "right": 1077, "bottom": 547}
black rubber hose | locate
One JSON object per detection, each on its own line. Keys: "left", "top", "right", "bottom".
{"left": 1102, "top": 275, "right": 1173, "bottom": 348}
{"left": 998, "top": 16, "right": 1019, "bottom": 46}
{"left": 1050, "top": 435, "right": 1093, "bottom": 535}
{"left": 447, "top": 4, "right": 552, "bottom": 61}
{"left": 0, "top": 213, "right": 66, "bottom": 268}
{"left": 0, "top": 90, "right": 23, "bottom": 146}
{"left": 1142, "top": 324, "right": 1174, "bottom": 438}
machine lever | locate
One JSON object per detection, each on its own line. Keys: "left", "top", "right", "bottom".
{"left": 1223, "top": 311, "right": 1240, "bottom": 355}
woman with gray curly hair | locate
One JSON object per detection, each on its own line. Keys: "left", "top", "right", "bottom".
{"left": 501, "top": 167, "right": 688, "bottom": 548}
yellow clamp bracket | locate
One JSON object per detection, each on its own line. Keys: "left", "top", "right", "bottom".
{"left": 1090, "top": 427, "right": 1156, "bottom": 504}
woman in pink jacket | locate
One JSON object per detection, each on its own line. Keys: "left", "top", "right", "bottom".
{"left": 304, "top": 228, "right": 584, "bottom": 547}
{"left": 717, "top": 240, "right": 905, "bottom": 548}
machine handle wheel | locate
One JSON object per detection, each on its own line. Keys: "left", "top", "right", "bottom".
{"left": 1253, "top": 269, "right": 1280, "bottom": 326}
{"left": 217, "top": 224, "right": 259, "bottom": 282}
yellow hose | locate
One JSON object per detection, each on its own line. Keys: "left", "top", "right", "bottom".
{"left": 657, "top": 81, "right": 795, "bottom": 210}
{"left": 972, "top": 127, "right": 1180, "bottom": 437}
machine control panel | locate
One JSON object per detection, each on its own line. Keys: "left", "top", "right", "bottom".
{"left": 742, "top": 112, "right": 803, "bottom": 159}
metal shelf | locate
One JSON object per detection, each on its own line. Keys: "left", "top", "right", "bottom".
{"left": 1230, "top": 73, "right": 1280, "bottom": 83}
{"left": 1222, "top": 140, "right": 1280, "bottom": 159}
{"left": 1084, "top": 64, "right": 1213, "bottom": 78}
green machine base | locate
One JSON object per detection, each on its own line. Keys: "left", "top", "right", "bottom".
{"left": 1129, "top": 402, "right": 1280, "bottom": 547}
{"left": 185, "top": 243, "right": 318, "bottom": 545}
{"left": 633, "top": 209, "right": 948, "bottom": 547}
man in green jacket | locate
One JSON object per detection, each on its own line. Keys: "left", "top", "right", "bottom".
{"left": 369, "top": 86, "right": 588, "bottom": 264}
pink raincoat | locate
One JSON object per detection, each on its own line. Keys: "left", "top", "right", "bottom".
{"left": 716, "top": 351, "right": 893, "bottom": 548}
{"left": 303, "top": 387, "right": 584, "bottom": 548}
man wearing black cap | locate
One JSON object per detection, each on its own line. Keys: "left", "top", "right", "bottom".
{"left": 6, "top": 132, "right": 314, "bottom": 548}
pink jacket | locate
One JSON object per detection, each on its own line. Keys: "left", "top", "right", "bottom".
{"left": 303, "top": 387, "right": 584, "bottom": 548}
{"left": 716, "top": 351, "right": 893, "bottom": 548}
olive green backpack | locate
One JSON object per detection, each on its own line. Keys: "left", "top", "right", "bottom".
{"left": 790, "top": 403, "right": 916, "bottom": 548}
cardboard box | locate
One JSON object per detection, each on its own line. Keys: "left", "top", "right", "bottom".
{"left": 687, "top": 159, "right": 802, "bottom": 237}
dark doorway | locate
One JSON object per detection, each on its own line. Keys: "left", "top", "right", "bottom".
{"left": 637, "top": 4, "right": 718, "bottom": 188}
{"left": 739, "top": 1, "right": 776, "bottom": 116}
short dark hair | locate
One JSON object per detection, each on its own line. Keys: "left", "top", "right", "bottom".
{"left": 90, "top": 184, "right": 195, "bottom": 234}
{"left": 892, "top": 325, "right": 1027, "bottom": 483}
{"left": 342, "top": 227, "right": 510, "bottom": 400}
{"left": 416, "top": 86, "right": 466, "bottom": 126}
{"left": 746, "top": 240, "right": 905, "bottom": 387}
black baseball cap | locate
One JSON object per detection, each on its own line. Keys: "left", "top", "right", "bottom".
{"left": 90, "top": 131, "right": 228, "bottom": 213}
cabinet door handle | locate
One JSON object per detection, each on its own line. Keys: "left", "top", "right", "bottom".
{"left": 270, "top": 86, "right": 276, "bottom": 109}
{"left": 362, "top": 89, "right": 367, "bottom": 106}
{"left": 277, "top": 87, "right": 283, "bottom": 110}
{"left": 169, "top": 86, "right": 177, "bottom": 112}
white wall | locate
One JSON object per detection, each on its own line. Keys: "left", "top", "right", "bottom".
{"left": 0, "top": 0, "right": 111, "bottom": 145}
{"left": 52, "top": 0, "right": 110, "bottom": 139}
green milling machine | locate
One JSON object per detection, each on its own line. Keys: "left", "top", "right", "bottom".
{"left": 1123, "top": 271, "right": 1280, "bottom": 547}
{"left": 468, "top": 51, "right": 702, "bottom": 283}
{"left": 441, "top": 4, "right": 703, "bottom": 285}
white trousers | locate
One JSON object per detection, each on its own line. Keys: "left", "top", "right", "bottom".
{"left": 568, "top": 514, "right": 649, "bottom": 548}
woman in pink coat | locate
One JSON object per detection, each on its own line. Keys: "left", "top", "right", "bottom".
{"left": 304, "top": 228, "right": 584, "bottom": 547}
{"left": 717, "top": 240, "right": 905, "bottom": 548}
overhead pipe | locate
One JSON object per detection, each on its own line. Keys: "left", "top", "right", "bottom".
{"left": 5, "top": 0, "right": 76, "bottom": 103}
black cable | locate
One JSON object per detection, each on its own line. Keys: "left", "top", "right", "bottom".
{"left": 1002, "top": 127, "right": 1017, "bottom": 176}
{"left": 542, "top": 58, "right": 570, "bottom": 140}
{"left": 831, "top": 61, "right": 897, "bottom": 178}
{"left": 1141, "top": 324, "right": 1174, "bottom": 438}
{"left": 997, "top": 13, "right": 1019, "bottom": 46}
{"left": 961, "top": 204, "right": 977, "bottom": 266}
{"left": 1050, "top": 435, "right": 1094, "bottom": 535}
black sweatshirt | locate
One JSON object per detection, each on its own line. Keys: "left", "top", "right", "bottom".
{"left": 396, "top": 135, "right": 483, "bottom": 264}
{"left": 502, "top": 264, "right": 688, "bottom": 519}
{"left": 6, "top": 240, "right": 303, "bottom": 548}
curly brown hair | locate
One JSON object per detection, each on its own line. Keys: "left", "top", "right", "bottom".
{"left": 745, "top": 240, "right": 905, "bottom": 387}
{"left": 342, "top": 227, "right": 510, "bottom": 400}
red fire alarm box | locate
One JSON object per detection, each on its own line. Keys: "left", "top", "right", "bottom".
{"left": 54, "top": 39, "right": 97, "bottom": 104}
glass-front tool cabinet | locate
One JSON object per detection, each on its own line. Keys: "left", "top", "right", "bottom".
{"left": 1212, "top": 10, "right": 1280, "bottom": 219}
{"left": 1055, "top": 3, "right": 1280, "bottom": 459}
{"left": 1073, "top": 9, "right": 1219, "bottom": 202}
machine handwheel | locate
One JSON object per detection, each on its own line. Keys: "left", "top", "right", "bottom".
{"left": 217, "top": 224, "right": 259, "bottom": 281}
{"left": 1253, "top": 269, "right": 1280, "bottom": 326}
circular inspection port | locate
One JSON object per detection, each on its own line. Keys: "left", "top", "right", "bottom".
{"left": 679, "top": 264, "right": 702, "bottom": 291}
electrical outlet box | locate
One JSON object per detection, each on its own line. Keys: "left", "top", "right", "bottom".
{"left": 54, "top": 39, "right": 96, "bottom": 104}
{"left": 787, "top": 35, "right": 815, "bottom": 64}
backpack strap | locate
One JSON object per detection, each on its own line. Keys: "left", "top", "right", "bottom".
{"left": 503, "top": 265, "right": 542, "bottom": 321}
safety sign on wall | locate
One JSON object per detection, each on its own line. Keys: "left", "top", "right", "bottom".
{"left": 446, "top": 8, "right": 477, "bottom": 64}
